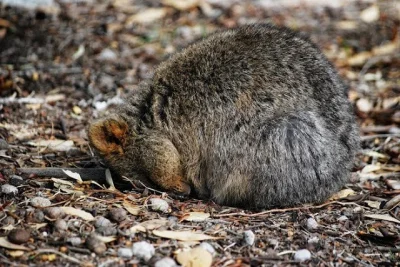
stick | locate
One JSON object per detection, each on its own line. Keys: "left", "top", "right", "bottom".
{"left": 17, "top": 167, "right": 107, "bottom": 182}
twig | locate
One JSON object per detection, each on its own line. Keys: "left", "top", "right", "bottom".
{"left": 17, "top": 167, "right": 107, "bottom": 182}
{"left": 361, "top": 134, "right": 400, "bottom": 141}
{"left": 31, "top": 249, "right": 82, "bottom": 265}
{"left": 214, "top": 201, "right": 358, "bottom": 218}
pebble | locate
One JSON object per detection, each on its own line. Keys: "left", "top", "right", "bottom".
{"left": 109, "top": 208, "right": 127, "bottom": 222}
{"left": 30, "top": 197, "right": 51, "bottom": 208}
{"left": 243, "top": 230, "right": 255, "bottom": 246}
{"left": 9, "top": 175, "right": 24, "bottom": 186}
{"left": 308, "top": 236, "right": 320, "bottom": 244}
{"left": 45, "top": 207, "right": 65, "bottom": 220}
{"left": 154, "top": 257, "right": 177, "bottom": 267}
{"left": 96, "top": 226, "right": 117, "bottom": 236}
{"left": 8, "top": 229, "right": 30, "bottom": 244}
{"left": 149, "top": 198, "right": 169, "bottom": 213}
{"left": 132, "top": 241, "right": 155, "bottom": 261}
{"left": 294, "top": 249, "right": 312, "bottom": 262}
{"left": 97, "top": 48, "right": 117, "bottom": 61}
{"left": 95, "top": 216, "right": 112, "bottom": 228}
{"left": 2, "top": 216, "right": 15, "bottom": 225}
{"left": 0, "top": 139, "right": 9, "bottom": 150}
{"left": 199, "top": 242, "right": 216, "bottom": 256}
{"left": 32, "top": 209, "right": 45, "bottom": 223}
{"left": 353, "top": 206, "right": 363, "bottom": 213}
{"left": 1, "top": 184, "right": 18, "bottom": 195}
{"left": 86, "top": 235, "right": 107, "bottom": 255}
{"left": 118, "top": 247, "right": 133, "bottom": 258}
{"left": 306, "top": 217, "right": 319, "bottom": 230}
{"left": 67, "top": 237, "right": 82, "bottom": 246}
{"left": 54, "top": 219, "right": 68, "bottom": 231}
{"left": 338, "top": 215, "right": 349, "bottom": 221}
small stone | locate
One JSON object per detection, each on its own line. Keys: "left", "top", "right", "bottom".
{"left": 96, "top": 226, "right": 117, "bottom": 236}
{"left": 0, "top": 139, "right": 9, "bottom": 150}
{"left": 149, "top": 198, "right": 169, "bottom": 213}
{"left": 306, "top": 217, "right": 319, "bottom": 230}
{"left": 3, "top": 216, "right": 15, "bottom": 225}
{"left": 9, "top": 175, "right": 24, "bottom": 186}
{"left": 67, "top": 237, "right": 82, "bottom": 246}
{"left": 132, "top": 241, "right": 155, "bottom": 261}
{"left": 308, "top": 236, "right": 320, "bottom": 244}
{"left": 199, "top": 242, "right": 216, "bottom": 256}
{"left": 243, "top": 230, "right": 255, "bottom": 246}
{"left": 154, "top": 257, "right": 177, "bottom": 267}
{"left": 1, "top": 184, "right": 18, "bottom": 195}
{"left": 118, "top": 247, "right": 133, "bottom": 258}
{"left": 30, "top": 197, "right": 51, "bottom": 208}
{"left": 54, "top": 219, "right": 68, "bottom": 231}
{"left": 86, "top": 235, "right": 107, "bottom": 255}
{"left": 45, "top": 207, "right": 65, "bottom": 220}
{"left": 8, "top": 229, "right": 30, "bottom": 245}
{"left": 95, "top": 216, "right": 112, "bottom": 228}
{"left": 97, "top": 48, "right": 117, "bottom": 61}
{"left": 353, "top": 206, "right": 363, "bottom": 213}
{"left": 32, "top": 209, "right": 45, "bottom": 223}
{"left": 294, "top": 249, "right": 312, "bottom": 262}
{"left": 109, "top": 208, "right": 127, "bottom": 222}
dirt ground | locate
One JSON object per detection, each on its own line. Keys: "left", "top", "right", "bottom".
{"left": 0, "top": 0, "right": 399, "bottom": 266}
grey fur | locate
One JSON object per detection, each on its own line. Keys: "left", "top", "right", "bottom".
{"left": 89, "top": 24, "right": 359, "bottom": 209}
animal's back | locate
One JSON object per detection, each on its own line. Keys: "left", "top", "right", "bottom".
{"left": 93, "top": 24, "right": 359, "bottom": 208}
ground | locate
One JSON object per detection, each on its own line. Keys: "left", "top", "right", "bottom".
{"left": 0, "top": 0, "right": 399, "bottom": 266}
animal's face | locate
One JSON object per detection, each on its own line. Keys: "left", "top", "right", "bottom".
{"left": 87, "top": 116, "right": 152, "bottom": 186}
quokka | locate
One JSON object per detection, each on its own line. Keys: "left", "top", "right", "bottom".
{"left": 88, "top": 24, "right": 359, "bottom": 209}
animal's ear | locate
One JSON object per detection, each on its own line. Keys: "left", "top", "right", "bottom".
{"left": 88, "top": 116, "right": 129, "bottom": 156}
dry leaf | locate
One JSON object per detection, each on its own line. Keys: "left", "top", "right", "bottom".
{"left": 123, "top": 201, "right": 141, "bottom": 215}
{"left": 360, "top": 4, "right": 380, "bottom": 23}
{"left": 96, "top": 235, "right": 117, "bottom": 243}
{"left": 364, "top": 214, "right": 400, "bottom": 224}
{"left": 329, "top": 189, "right": 356, "bottom": 200}
{"left": 60, "top": 207, "right": 95, "bottom": 221}
{"left": 356, "top": 98, "right": 373, "bottom": 113}
{"left": 362, "top": 151, "right": 389, "bottom": 159}
{"left": 52, "top": 178, "right": 75, "bottom": 189}
{"left": 29, "top": 223, "right": 48, "bottom": 230}
{"left": 181, "top": 212, "right": 210, "bottom": 222}
{"left": 347, "top": 51, "right": 372, "bottom": 67}
{"left": 0, "top": 237, "right": 30, "bottom": 251}
{"left": 127, "top": 8, "right": 167, "bottom": 25}
{"left": 361, "top": 164, "right": 381, "bottom": 174}
{"left": 386, "top": 180, "right": 400, "bottom": 190}
{"left": 383, "top": 195, "right": 400, "bottom": 210}
{"left": 1, "top": 225, "right": 15, "bottom": 231}
{"left": 335, "top": 20, "right": 357, "bottom": 30}
{"left": 162, "top": 0, "right": 199, "bottom": 11}
{"left": 176, "top": 247, "right": 213, "bottom": 267}
{"left": 364, "top": 200, "right": 381, "bottom": 209}
{"left": 372, "top": 41, "right": 400, "bottom": 57}
{"left": 153, "top": 230, "right": 220, "bottom": 241}
{"left": 7, "top": 250, "right": 25, "bottom": 257}
{"left": 28, "top": 139, "right": 75, "bottom": 152}
{"left": 62, "top": 169, "right": 83, "bottom": 183}
{"left": 129, "top": 219, "right": 168, "bottom": 234}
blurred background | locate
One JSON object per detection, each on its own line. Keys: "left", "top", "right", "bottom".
{"left": 0, "top": 0, "right": 399, "bottom": 168}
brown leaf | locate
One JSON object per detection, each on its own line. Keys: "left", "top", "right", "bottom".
{"left": 176, "top": 247, "right": 213, "bottom": 267}
{"left": 153, "top": 230, "right": 220, "bottom": 241}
